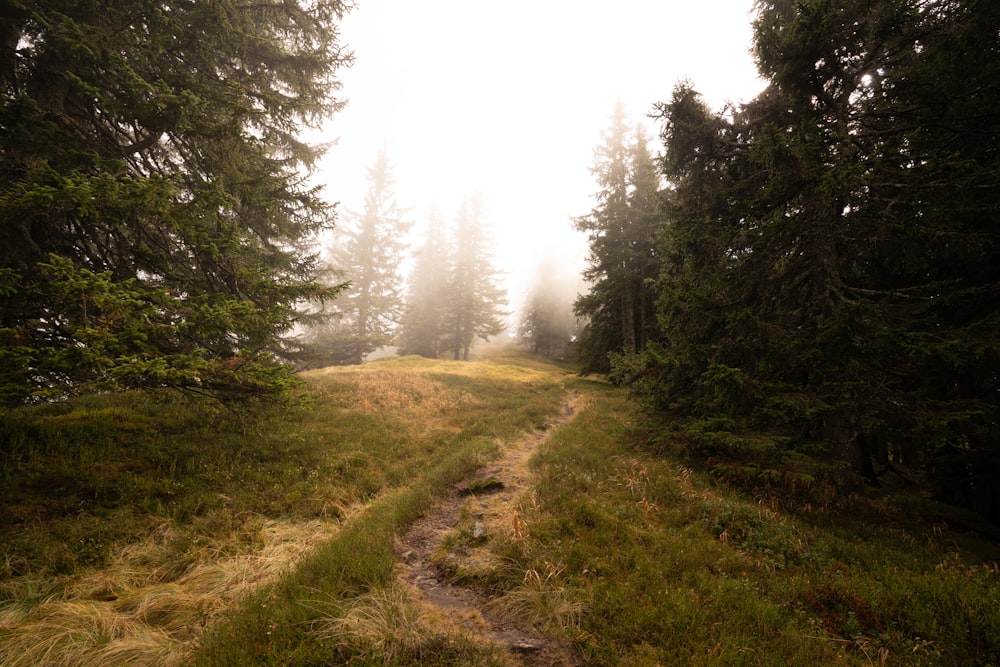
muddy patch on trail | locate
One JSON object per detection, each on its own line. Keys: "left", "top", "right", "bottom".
{"left": 395, "top": 392, "right": 584, "bottom": 666}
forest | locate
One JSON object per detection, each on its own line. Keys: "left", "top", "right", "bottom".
{"left": 2, "top": 0, "right": 998, "bottom": 518}
{"left": 571, "top": 0, "right": 1000, "bottom": 523}
{"left": 1, "top": 0, "right": 999, "bottom": 663}
{"left": 1, "top": 0, "right": 998, "bottom": 517}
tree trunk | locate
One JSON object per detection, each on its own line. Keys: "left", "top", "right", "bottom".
{"left": 622, "top": 287, "right": 637, "bottom": 354}
{"left": 824, "top": 412, "right": 878, "bottom": 490}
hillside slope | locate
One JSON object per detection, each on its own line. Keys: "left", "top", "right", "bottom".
{"left": 2, "top": 348, "right": 998, "bottom": 666}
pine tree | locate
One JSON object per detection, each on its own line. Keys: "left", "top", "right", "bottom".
{"left": 322, "top": 149, "right": 411, "bottom": 364}
{"left": 644, "top": 82, "right": 745, "bottom": 415}
{"left": 0, "top": 0, "right": 352, "bottom": 403}
{"left": 398, "top": 205, "right": 450, "bottom": 358}
{"left": 574, "top": 103, "right": 664, "bottom": 374}
{"left": 440, "top": 195, "right": 507, "bottom": 361}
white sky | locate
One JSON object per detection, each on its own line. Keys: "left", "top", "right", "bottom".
{"left": 312, "top": 0, "right": 766, "bottom": 321}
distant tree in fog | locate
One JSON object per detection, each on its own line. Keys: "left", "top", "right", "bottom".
{"left": 440, "top": 195, "right": 508, "bottom": 361}
{"left": 398, "top": 205, "right": 450, "bottom": 358}
{"left": 518, "top": 257, "right": 580, "bottom": 359}
{"left": 318, "top": 149, "right": 411, "bottom": 365}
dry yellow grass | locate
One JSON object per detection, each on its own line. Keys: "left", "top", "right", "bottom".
{"left": 303, "top": 366, "right": 487, "bottom": 442}
{"left": 333, "top": 370, "right": 482, "bottom": 418}
{"left": 0, "top": 361, "right": 519, "bottom": 665}
{"left": 0, "top": 517, "right": 339, "bottom": 667}
{"left": 486, "top": 572, "right": 584, "bottom": 632}
{"left": 310, "top": 585, "right": 453, "bottom": 663}
{"left": 2, "top": 351, "right": 571, "bottom": 665}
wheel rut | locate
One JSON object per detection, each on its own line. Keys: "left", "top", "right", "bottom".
{"left": 395, "top": 390, "right": 585, "bottom": 666}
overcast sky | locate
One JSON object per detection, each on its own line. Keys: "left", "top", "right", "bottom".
{"left": 313, "top": 0, "right": 767, "bottom": 318}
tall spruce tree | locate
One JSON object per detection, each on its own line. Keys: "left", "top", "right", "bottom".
{"left": 0, "top": 0, "right": 352, "bottom": 403}
{"left": 398, "top": 205, "right": 449, "bottom": 358}
{"left": 322, "top": 149, "right": 411, "bottom": 364}
{"left": 441, "top": 194, "right": 507, "bottom": 361}
{"left": 642, "top": 83, "right": 742, "bottom": 414}
{"left": 574, "top": 103, "right": 664, "bottom": 374}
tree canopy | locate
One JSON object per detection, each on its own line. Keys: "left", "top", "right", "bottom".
{"left": 636, "top": 0, "right": 1000, "bottom": 517}
{"left": 574, "top": 102, "right": 664, "bottom": 374}
{"left": 0, "top": 0, "right": 352, "bottom": 404}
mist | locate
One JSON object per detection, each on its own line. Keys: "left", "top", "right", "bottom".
{"left": 312, "top": 0, "right": 766, "bottom": 332}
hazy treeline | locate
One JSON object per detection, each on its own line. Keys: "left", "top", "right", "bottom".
{"left": 399, "top": 194, "right": 508, "bottom": 361}
{"left": 576, "top": 0, "right": 1000, "bottom": 519}
{"left": 517, "top": 255, "right": 583, "bottom": 361}
{"left": 294, "top": 153, "right": 508, "bottom": 367}
{"left": 294, "top": 149, "right": 411, "bottom": 368}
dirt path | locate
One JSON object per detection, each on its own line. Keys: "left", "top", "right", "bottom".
{"left": 395, "top": 390, "right": 585, "bottom": 666}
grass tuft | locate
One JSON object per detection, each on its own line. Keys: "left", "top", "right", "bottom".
{"left": 0, "top": 600, "right": 188, "bottom": 667}
{"left": 488, "top": 563, "right": 584, "bottom": 631}
{"left": 310, "top": 586, "right": 444, "bottom": 662}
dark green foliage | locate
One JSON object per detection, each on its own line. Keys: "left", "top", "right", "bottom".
{"left": 641, "top": 0, "right": 1000, "bottom": 517}
{"left": 574, "top": 103, "right": 664, "bottom": 374}
{"left": 0, "top": 0, "right": 352, "bottom": 403}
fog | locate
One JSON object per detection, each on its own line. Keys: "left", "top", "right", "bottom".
{"left": 313, "top": 0, "right": 766, "bottom": 324}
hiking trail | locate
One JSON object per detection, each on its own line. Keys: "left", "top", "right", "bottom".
{"left": 395, "top": 389, "right": 585, "bottom": 666}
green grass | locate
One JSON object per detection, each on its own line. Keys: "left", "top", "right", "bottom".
{"left": 0, "top": 350, "right": 568, "bottom": 666}
{"left": 2, "top": 348, "right": 999, "bottom": 666}
{"left": 470, "top": 376, "right": 1000, "bottom": 666}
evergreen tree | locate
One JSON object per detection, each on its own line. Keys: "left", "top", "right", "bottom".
{"left": 441, "top": 195, "right": 507, "bottom": 361}
{"left": 574, "top": 103, "right": 664, "bottom": 374}
{"left": 640, "top": 82, "right": 742, "bottom": 412}
{"left": 0, "top": 0, "right": 352, "bottom": 403}
{"left": 518, "top": 256, "right": 579, "bottom": 360}
{"left": 321, "top": 149, "right": 411, "bottom": 364}
{"left": 398, "top": 205, "right": 450, "bottom": 358}
{"left": 646, "top": 0, "right": 1000, "bottom": 516}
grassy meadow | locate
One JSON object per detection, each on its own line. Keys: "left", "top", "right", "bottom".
{"left": 1, "top": 347, "right": 998, "bottom": 665}
{"left": 458, "top": 377, "right": 1000, "bottom": 666}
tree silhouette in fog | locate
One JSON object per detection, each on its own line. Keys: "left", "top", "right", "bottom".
{"left": 400, "top": 194, "right": 507, "bottom": 360}
{"left": 318, "top": 149, "right": 411, "bottom": 365}
{"left": 574, "top": 102, "right": 664, "bottom": 374}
